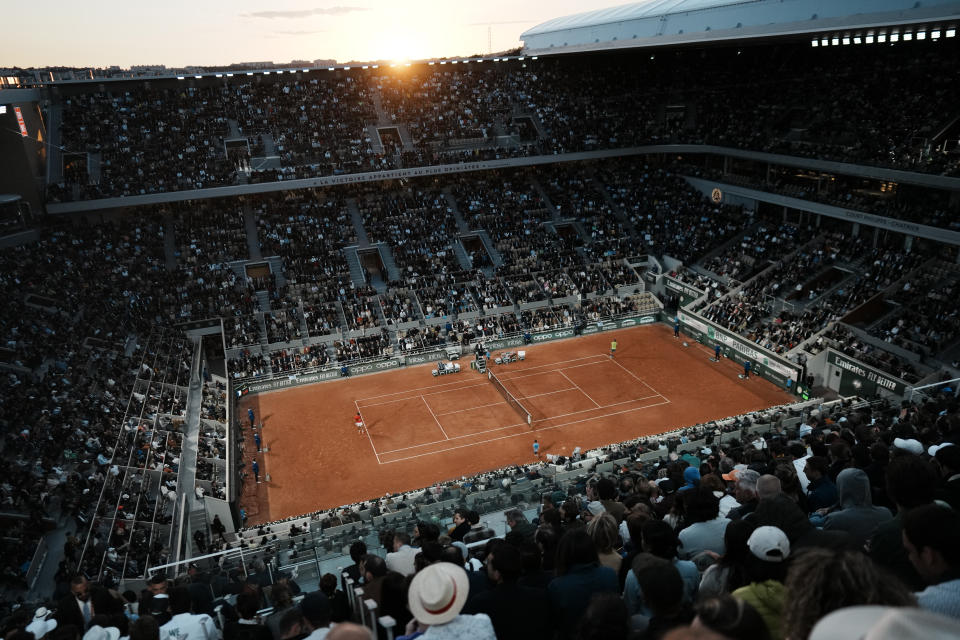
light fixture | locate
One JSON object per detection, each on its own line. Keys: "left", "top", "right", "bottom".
{"left": 811, "top": 39, "right": 819, "bottom": 47}
{"left": 903, "top": 32, "right": 913, "bottom": 41}
{"left": 226, "top": 73, "right": 233, "bottom": 77}
{"left": 821, "top": 37, "right": 829, "bottom": 46}
{"left": 440, "top": 61, "right": 447, "bottom": 65}
{"left": 878, "top": 33, "right": 887, "bottom": 43}
{"left": 328, "top": 67, "right": 335, "bottom": 71}
{"left": 917, "top": 30, "right": 926, "bottom": 39}
{"left": 303, "top": 68, "right": 310, "bottom": 72}
{"left": 361, "top": 65, "right": 368, "bottom": 69}
{"left": 890, "top": 32, "right": 899, "bottom": 42}
{"left": 842, "top": 36, "right": 850, "bottom": 45}
{"left": 177, "top": 76, "right": 185, "bottom": 80}
{"left": 247, "top": 72, "right": 254, "bottom": 75}
{"left": 531, "top": 56, "right": 538, "bottom": 60}
{"left": 372, "top": 64, "right": 379, "bottom": 68}
{"left": 343, "top": 66, "right": 350, "bottom": 70}
{"left": 865, "top": 34, "right": 874, "bottom": 44}
{"left": 931, "top": 29, "right": 941, "bottom": 39}
{"left": 215, "top": 73, "right": 223, "bottom": 78}
{"left": 853, "top": 36, "right": 861, "bottom": 44}
{"left": 451, "top": 60, "right": 458, "bottom": 64}
{"left": 428, "top": 61, "right": 435, "bottom": 65}
{"left": 263, "top": 71, "right": 271, "bottom": 75}
{"left": 195, "top": 75, "right": 202, "bottom": 78}
{"left": 947, "top": 28, "right": 956, "bottom": 38}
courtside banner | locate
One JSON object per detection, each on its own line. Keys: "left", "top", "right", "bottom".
{"left": 663, "top": 275, "right": 705, "bottom": 306}
{"left": 827, "top": 349, "right": 906, "bottom": 396}
{"left": 679, "top": 311, "right": 800, "bottom": 389}
{"left": 404, "top": 350, "right": 447, "bottom": 365}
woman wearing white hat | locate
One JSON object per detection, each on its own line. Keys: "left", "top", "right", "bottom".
{"left": 398, "top": 562, "right": 496, "bottom": 639}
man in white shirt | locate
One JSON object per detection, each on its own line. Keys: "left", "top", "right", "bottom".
{"left": 385, "top": 532, "right": 418, "bottom": 576}
{"left": 159, "top": 586, "right": 221, "bottom": 639}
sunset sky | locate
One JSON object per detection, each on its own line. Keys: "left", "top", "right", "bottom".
{"left": 1, "top": 0, "right": 597, "bottom": 68}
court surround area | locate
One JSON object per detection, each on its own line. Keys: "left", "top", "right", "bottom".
{"left": 239, "top": 325, "right": 793, "bottom": 524}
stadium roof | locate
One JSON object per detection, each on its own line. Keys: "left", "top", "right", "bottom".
{"left": 521, "top": 0, "right": 960, "bottom": 53}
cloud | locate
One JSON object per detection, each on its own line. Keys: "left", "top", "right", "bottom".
{"left": 245, "top": 6, "right": 368, "bottom": 19}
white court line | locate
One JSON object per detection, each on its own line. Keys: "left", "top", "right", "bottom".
{"left": 377, "top": 392, "right": 662, "bottom": 455}
{"left": 423, "top": 396, "right": 450, "bottom": 440}
{"left": 357, "top": 400, "right": 380, "bottom": 463}
{"left": 379, "top": 399, "right": 673, "bottom": 464}
{"left": 559, "top": 370, "right": 600, "bottom": 407}
{"left": 609, "top": 355, "right": 661, "bottom": 397}
{"left": 493, "top": 353, "right": 608, "bottom": 379}
{"left": 435, "top": 400, "right": 514, "bottom": 417}
{"left": 359, "top": 381, "right": 490, "bottom": 408}
{"left": 358, "top": 375, "right": 487, "bottom": 402}
{"left": 515, "top": 386, "right": 578, "bottom": 401}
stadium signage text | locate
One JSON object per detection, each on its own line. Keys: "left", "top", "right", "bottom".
{"left": 405, "top": 351, "right": 447, "bottom": 365}
{"left": 533, "top": 328, "right": 576, "bottom": 342}
{"left": 678, "top": 311, "right": 799, "bottom": 389}
{"left": 663, "top": 276, "right": 704, "bottom": 302}
{"left": 828, "top": 350, "right": 905, "bottom": 394}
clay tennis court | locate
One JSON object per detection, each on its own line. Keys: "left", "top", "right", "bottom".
{"left": 239, "top": 325, "right": 793, "bottom": 524}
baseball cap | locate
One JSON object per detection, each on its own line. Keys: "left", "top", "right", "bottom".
{"left": 585, "top": 501, "right": 606, "bottom": 516}
{"left": 893, "top": 438, "right": 923, "bottom": 455}
{"left": 747, "top": 526, "right": 790, "bottom": 562}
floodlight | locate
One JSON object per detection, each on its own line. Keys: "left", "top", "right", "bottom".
{"left": 903, "top": 32, "right": 912, "bottom": 41}
{"left": 531, "top": 56, "right": 538, "bottom": 60}
{"left": 263, "top": 71, "right": 271, "bottom": 75}
{"left": 343, "top": 66, "right": 350, "bottom": 70}
{"left": 916, "top": 30, "right": 926, "bottom": 40}
{"left": 451, "top": 60, "right": 458, "bottom": 64}
{"left": 811, "top": 39, "right": 819, "bottom": 47}
{"left": 440, "top": 61, "right": 447, "bottom": 64}
{"left": 303, "top": 68, "right": 310, "bottom": 72}
{"left": 372, "top": 65, "right": 379, "bottom": 68}
{"left": 890, "top": 32, "right": 899, "bottom": 42}
{"left": 931, "top": 29, "right": 941, "bottom": 39}
{"left": 842, "top": 36, "right": 850, "bottom": 45}
{"left": 518, "top": 56, "right": 525, "bottom": 61}
{"left": 362, "top": 65, "right": 368, "bottom": 69}
{"left": 821, "top": 37, "right": 828, "bottom": 46}
{"left": 865, "top": 34, "right": 874, "bottom": 43}
{"left": 878, "top": 33, "right": 887, "bottom": 42}
{"left": 947, "top": 28, "right": 956, "bottom": 37}
{"left": 177, "top": 76, "right": 185, "bottom": 80}
{"left": 226, "top": 73, "right": 233, "bottom": 77}
{"left": 329, "top": 67, "right": 335, "bottom": 71}
{"left": 428, "top": 61, "right": 435, "bottom": 65}
{"left": 853, "top": 36, "right": 861, "bottom": 44}
{"left": 831, "top": 36, "right": 839, "bottom": 45}
{"left": 247, "top": 72, "right": 254, "bottom": 75}
{"left": 215, "top": 73, "right": 223, "bottom": 78}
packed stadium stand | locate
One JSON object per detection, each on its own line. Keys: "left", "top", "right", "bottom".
{"left": 2, "top": 0, "right": 960, "bottom": 637}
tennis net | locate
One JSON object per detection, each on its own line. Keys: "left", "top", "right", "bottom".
{"left": 488, "top": 370, "right": 532, "bottom": 425}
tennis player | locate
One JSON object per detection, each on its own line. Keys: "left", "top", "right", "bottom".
{"left": 354, "top": 412, "right": 365, "bottom": 434}
{"left": 610, "top": 339, "right": 618, "bottom": 359}
{"left": 533, "top": 439, "right": 540, "bottom": 458}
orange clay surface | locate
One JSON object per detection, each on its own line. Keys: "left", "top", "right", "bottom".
{"left": 238, "top": 325, "right": 793, "bottom": 524}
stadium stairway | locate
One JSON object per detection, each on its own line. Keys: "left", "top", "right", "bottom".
{"left": 46, "top": 103, "right": 64, "bottom": 184}
{"left": 227, "top": 119, "right": 241, "bottom": 139}
{"left": 366, "top": 125, "right": 385, "bottom": 155}
{"left": 87, "top": 152, "right": 102, "bottom": 184}
{"left": 396, "top": 125, "right": 416, "bottom": 153}
{"left": 475, "top": 230, "right": 503, "bottom": 268}
{"left": 452, "top": 240, "right": 472, "bottom": 271}
{"left": 266, "top": 256, "right": 286, "bottom": 287}
{"left": 344, "top": 246, "right": 367, "bottom": 287}
{"left": 255, "top": 291, "right": 271, "bottom": 313}
{"left": 163, "top": 223, "right": 178, "bottom": 270}
{"left": 529, "top": 177, "right": 563, "bottom": 222}
{"left": 243, "top": 202, "right": 262, "bottom": 260}
{"left": 346, "top": 198, "right": 370, "bottom": 248}
{"left": 377, "top": 243, "right": 401, "bottom": 282}
{"left": 441, "top": 188, "right": 470, "bottom": 233}
{"left": 591, "top": 175, "right": 640, "bottom": 238}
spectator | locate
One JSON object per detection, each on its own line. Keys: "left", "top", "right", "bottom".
{"left": 867, "top": 453, "right": 938, "bottom": 591}
{"left": 587, "top": 513, "right": 623, "bottom": 573}
{"left": 462, "top": 542, "right": 551, "bottom": 640}
{"left": 693, "top": 595, "right": 771, "bottom": 640}
{"left": 821, "top": 468, "right": 893, "bottom": 547}
{"left": 903, "top": 503, "right": 960, "bottom": 619}
{"left": 386, "top": 532, "right": 419, "bottom": 577}
{"left": 547, "top": 529, "right": 619, "bottom": 639}
{"left": 698, "top": 519, "right": 758, "bottom": 599}
{"left": 159, "top": 586, "right": 220, "bottom": 640}
{"left": 400, "top": 562, "right": 496, "bottom": 640}
{"left": 677, "top": 488, "right": 730, "bottom": 562}
{"left": 782, "top": 547, "right": 916, "bottom": 640}
{"left": 803, "top": 457, "right": 838, "bottom": 513}
{"left": 732, "top": 526, "right": 791, "bottom": 640}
